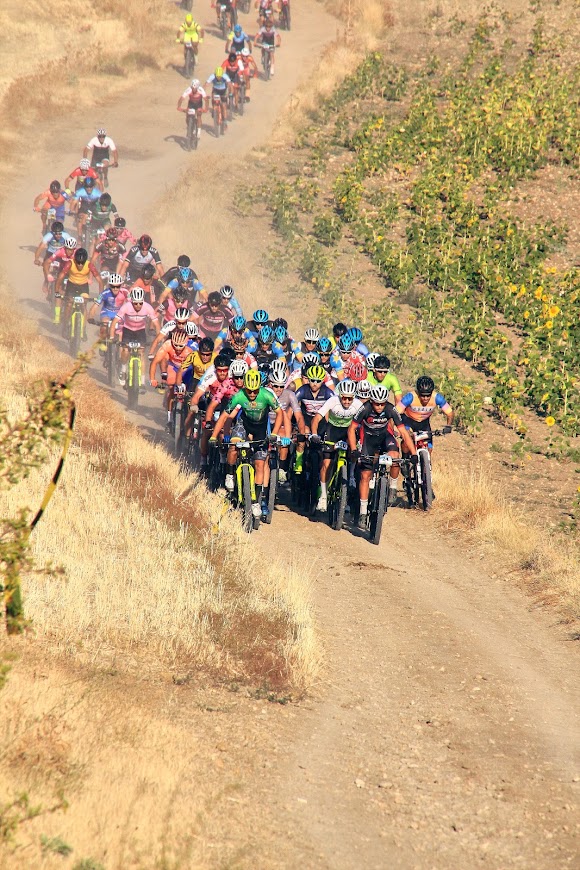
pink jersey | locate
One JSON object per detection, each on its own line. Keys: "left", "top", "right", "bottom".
{"left": 116, "top": 300, "right": 156, "bottom": 331}
{"left": 116, "top": 227, "right": 136, "bottom": 247}
{"left": 211, "top": 377, "right": 239, "bottom": 405}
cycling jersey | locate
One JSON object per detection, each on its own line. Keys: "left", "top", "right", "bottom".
{"left": 68, "top": 166, "right": 99, "bottom": 190}
{"left": 353, "top": 401, "right": 403, "bottom": 434}
{"left": 42, "top": 231, "right": 74, "bottom": 255}
{"left": 396, "top": 391, "right": 451, "bottom": 423}
{"left": 276, "top": 388, "right": 300, "bottom": 415}
{"left": 88, "top": 201, "right": 117, "bottom": 225}
{"left": 158, "top": 340, "right": 192, "bottom": 384}
{"left": 227, "top": 387, "right": 279, "bottom": 423}
{"left": 206, "top": 72, "right": 231, "bottom": 94}
{"left": 124, "top": 245, "right": 161, "bottom": 269}
{"left": 86, "top": 135, "right": 116, "bottom": 165}
{"left": 181, "top": 85, "right": 206, "bottom": 106}
{"left": 115, "top": 300, "right": 157, "bottom": 331}
{"left": 195, "top": 302, "right": 232, "bottom": 339}
{"left": 221, "top": 57, "right": 244, "bottom": 83}
{"left": 62, "top": 260, "right": 99, "bottom": 285}
{"left": 179, "top": 20, "right": 203, "bottom": 42}
{"left": 317, "top": 394, "right": 363, "bottom": 428}
{"left": 258, "top": 26, "right": 277, "bottom": 46}
{"left": 167, "top": 276, "right": 203, "bottom": 304}
{"left": 94, "top": 239, "right": 125, "bottom": 269}
{"left": 367, "top": 372, "right": 402, "bottom": 396}
{"left": 74, "top": 186, "right": 101, "bottom": 212}
{"left": 95, "top": 288, "right": 123, "bottom": 318}
{"left": 181, "top": 350, "right": 216, "bottom": 380}
{"left": 131, "top": 277, "right": 159, "bottom": 306}
{"left": 207, "top": 376, "right": 238, "bottom": 405}
{"left": 295, "top": 384, "right": 335, "bottom": 422}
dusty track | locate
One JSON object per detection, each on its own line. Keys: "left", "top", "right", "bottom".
{"left": 1, "top": 1, "right": 579, "bottom": 866}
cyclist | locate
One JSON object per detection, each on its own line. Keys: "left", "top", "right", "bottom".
{"left": 356, "top": 379, "right": 372, "bottom": 402}
{"left": 33, "top": 180, "right": 69, "bottom": 234}
{"left": 83, "top": 129, "right": 118, "bottom": 187}
{"left": 292, "top": 327, "right": 320, "bottom": 365}
{"left": 150, "top": 307, "right": 198, "bottom": 358}
{"left": 91, "top": 226, "right": 125, "bottom": 274}
{"left": 367, "top": 354, "right": 402, "bottom": 402}
{"left": 161, "top": 254, "right": 199, "bottom": 286}
{"left": 177, "top": 78, "right": 206, "bottom": 141}
{"left": 267, "top": 368, "right": 303, "bottom": 482}
{"left": 178, "top": 337, "right": 217, "bottom": 392}
{"left": 56, "top": 246, "right": 103, "bottom": 330}
{"left": 255, "top": 17, "right": 281, "bottom": 76}
{"left": 72, "top": 175, "right": 101, "bottom": 236}
{"left": 120, "top": 234, "right": 164, "bottom": 283}
{"left": 131, "top": 263, "right": 164, "bottom": 307}
{"left": 317, "top": 336, "right": 343, "bottom": 383}
{"left": 239, "top": 47, "right": 259, "bottom": 98}
{"left": 87, "top": 192, "right": 118, "bottom": 236}
{"left": 213, "top": 0, "right": 237, "bottom": 30}
{"left": 310, "top": 379, "right": 363, "bottom": 511}
{"left": 293, "top": 364, "right": 335, "bottom": 475}
{"left": 176, "top": 13, "right": 204, "bottom": 60}
{"left": 210, "top": 369, "right": 285, "bottom": 518}
{"left": 272, "top": 325, "right": 293, "bottom": 367}
{"left": 346, "top": 326, "right": 369, "bottom": 357}
{"left": 226, "top": 22, "right": 252, "bottom": 54}
{"left": 185, "top": 353, "right": 238, "bottom": 465}
{"left": 111, "top": 286, "right": 160, "bottom": 386}
{"left": 218, "top": 284, "right": 243, "bottom": 317}
{"left": 88, "top": 272, "right": 125, "bottom": 352}
{"left": 193, "top": 291, "right": 233, "bottom": 341}
{"left": 287, "top": 352, "right": 334, "bottom": 391}
{"left": 65, "top": 157, "right": 101, "bottom": 192}
{"left": 348, "top": 384, "right": 417, "bottom": 527}
{"left": 205, "top": 67, "right": 232, "bottom": 123}
{"left": 256, "top": 0, "right": 274, "bottom": 26}
{"left": 253, "top": 324, "right": 279, "bottom": 367}
{"left": 330, "top": 321, "right": 348, "bottom": 350}
{"left": 34, "top": 220, "right": 74, "bottom": 286}
{"left": 149, "top": 329, "right": 193, "bottom": 426}
{"left": 334, "top": 333, "right": 367, "bottom": 380}
{"left": 113, "top": 216, "right": 136, "bottom": 248}
{"left": 221, "top": 51, "right": 245, "bottom": 106}
{"left": 396, "top": 376, "right": 454, "bottom": 457}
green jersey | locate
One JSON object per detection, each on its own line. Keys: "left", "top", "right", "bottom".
{"left": 367, "top": 371, "right": 402, "bottom": 396}
{"left": 227, "top": 387, "right": 279, "bottom": 423}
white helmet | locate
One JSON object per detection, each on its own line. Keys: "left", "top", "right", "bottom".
{"left": 185, "top": 321, "right": 199, "bottom": 337}
{"left": 304, "top": 327, "right": 320, "bottom": 342}
{"left": 80, "top": 158, "right": 90, "bottom": 171}
{"left": 370, "top": 384, "right": 389, "bottom": 403}
{"left": 229, "top": 359, "right": 249, "bottom": 377}
{"left": 356, "top": 379, "right": 371, "bottom": 400}
{"left": 337, "top": 379, "right": 357, "bottom": 397}
{"left": 241, "top": 48, "right": 250, "bottom": 56}
{"left": 109, "top": 273, "right": 124, "bottom": 287}
{"left": 130, "top": 287, "right": 145, "bottom": 303}
{"left": 270, "top": 358, "right": 288, "bottom": 374}
{"left": 219, "top": 284, "right": 234, "bottom": 299}
{"left": 174, "top": 306, "right": 190, "bottom": 323}
{"left": 64, "top": 237, "right": 77, "bottom": 249}
{"left": 191, "top": 78, "right": 200, "bottom": 89}
{"left": 100, "top": 270, "right": 110, "bottom": 281}
{"left": 365, "top": 352, "right": 379, "bottom": 371}
{"left": 301, "top": 352, "right": 320, "bottom": 369}
{"left": 269, "top": 371, "right": 287, "bottom": 387}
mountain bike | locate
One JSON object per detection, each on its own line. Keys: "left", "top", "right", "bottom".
{"left": 211, "top": 95, "right": 227, "bottom": 137}
{"left": 262, "top": 437, "right": 282, "bottom": 524}
{"left": 279, "top": 0, "right": 291, "bottom": 30}
{"left": 183, "top": 41, "right": 196, "bottom": 78}
{"left": 104, "top": 335, "right": 120, "bottom": 387}
{"left": 66, "top": 296, "right": 85, "bottom": 358}
{"left": 185, "top": 107, "right": 200, "bottom": 150}
{"left": 237, "top": 77, "right": 246, "bottom": 115}
{"left": 324, "top": 440, "right": 349, "bottom": 531}
{"left": 126, "top": 341, "right": 142, "bottom": 410}
{"left": 400, "top": 430, "right": 446, "bottom": 510}
{"left": 169, "top": 387, "right": 189, "bottom": 457}
{"left": 290, "top": 436, "right": 320, "bottom": 517}
{"left": 357, "top": 452, "right": 393, "bottom": 545}
{"left": 185, "top": 406, "right": 203, "bottom": 471}
{"left": 207, "top": 438, "right": 226, "bottom": 492}
{"left": 218, "top": 3, "right": 235, "bottom": 38}
{"left": 230, "top": 438, "right": 263, "bottom": 533}
{"left": 261, "top": 45, "right": 275, "bottom": 80}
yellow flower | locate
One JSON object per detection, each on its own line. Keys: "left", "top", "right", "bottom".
{"left": 534, "top": 288, "right": 543, "bottom": 299}
{"left": 548, "top": 305, "right": 560, "bottom": 317}
{"left": 523, "top": 310, "right": 530, "bottom": 319}
{"left": 545, "top": 320, "right": 553, "bottom": 329}
{"left": 545, "top": 416, "right": 556, "bottom": 427}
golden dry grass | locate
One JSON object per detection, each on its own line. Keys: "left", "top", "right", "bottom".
{"left": 0, "top": 301, "right": 320, "bottom": 692}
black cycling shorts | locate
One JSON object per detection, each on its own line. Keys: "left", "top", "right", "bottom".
{"left": 122, "top": 327, "right": 147, "bottom": 347}
{"left": 360, "top": 430, "right": 398, "bottom": 468}
{"left": 403, "top": 415, "right": 432, "bottom": 447}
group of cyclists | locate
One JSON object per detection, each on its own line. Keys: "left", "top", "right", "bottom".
{"left": 176, "top": 0, "right": 285, "bottom": 140}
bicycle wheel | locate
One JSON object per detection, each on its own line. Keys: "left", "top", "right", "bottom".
{"left": 213, "top": 106, "right": 221, "bottom": 138}
{"left": 173, "top": 403, "right": 184, "bottom": 457}
{"left": 329, "top": 464, "right": 348, "bottom": 531}
{"left": 238, "top": 81, "right": 245, "bottom": 115}
{"left": 220, "top": 11, "right": 228, "bottom": 39}
{"left": 241, "top": 464, "right": 254, "bottom": 533}
{"left": 185, "top": 49, "right": 194, "bottom": 78}
{"left": 207, "top": 444, "right": 222, "bottom": 491}
{"left": 369, "top": 475, "right": 388, "bottom": 545}
{"left": 106, "top": 341, "right": 115, "bottom": 386}
{"left": 419, "top": 451, "right": 433, "bottom": 510}
{"left": 264, "top": 467, "right": 278, "bottom": 524}
{"left": 186, "top": 114, "right": 195, "bottom": 151}
{"left": 401, "top": 460, "right": 415, "bottom": 508}
{"left": 264, "top": 51, "right": 271, "bottom": 81}
{"left": 69, "top": 312, "right": 81, "bottom": 358}
{"left": 127, "top": 357, "right": 140, "bottom": 410}
{"left": 308, "top": 448, "right": 320, "bottom": 516}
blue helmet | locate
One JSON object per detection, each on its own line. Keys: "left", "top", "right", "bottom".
{"left": 258, "top": 362, "right": 270, "bottom": 386}
{"left": 231, "top": 315, "right": 246, "bottom": 332}
{"left": 274, "top": 325, "right": 288, "bottom": 344}
{"left": 253, "top": 308, "right": 269, "bottom": 324}
{"left": 348, "top": 326, "right": 363, "bottom": 344}
{"left": 258, "top": 325, "right": 274, "bottom": 344}
{"left": 179, "top": 267, "right": 193, "bottom": 282}
{"left": 316, "top": 336, "right": 332, "bottom": 353}
{"left": 234, "top": 23, "right": 242, "bottom": 35}
{"left": 338, "top": 334, "right": 354, "bottom": 352}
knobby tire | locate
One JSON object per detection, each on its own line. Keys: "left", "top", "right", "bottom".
{"left": 127, "top": 357, "right": 140, "bottom": 410}
{"left": 308, "top": 448, "right": 320, "bottom": 516}
{"left": 329, "top": 464, "right": 348, "bottom": 531}
{"left": 241, "top": 464, "right": 254, "bottom": 534}
{"left": 419, "top": 451, "right": 433, "bottom": 511}
{"left": 265, "top": 467, "right": 278, "bottom": 524}
{"left": 369, "top": 475, "right": 388, "bottom": 545}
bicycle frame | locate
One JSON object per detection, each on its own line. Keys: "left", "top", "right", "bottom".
{"left": 233, "top": 441, "right": 257, "bottom": 504}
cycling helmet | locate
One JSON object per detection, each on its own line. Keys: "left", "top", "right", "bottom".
{"left": 220, "top": 347, "right": 237, "bottom": 363}
{"left": 64, "top": 237, "right": 77, "bottom": 250}
{"left": 49, "top": 180, "right": 61, "bottom": 194}
{"left": 416, "top": 375, "right": 435, "bottom": 396}
{"left": 130, "top": 287, "right": 145, "bottom": 304}
{"left": 301, "top": 352, "right": 320, "bottom": 369}
{"left": 139, "top": 234, "right": 152, "bottom": 250}
{"left": 231, "top": 315, "right": 246, "bottom": 332}
{"left": 229, "top": 359, "right": 249, "bottom": 377}
{"left": 174, "top": 306, "right": 190, "bottom": 324}
{"left": 273, "top": 316, "right": 288, "bottom": 331}
{"left": 185, "top": 321, "right": 199, "bottom": 338}
{"left": 171, "top": 329, "right": 188, "bottom": 350}
{"left": 370, "top": 384, "right": 390, "bottom": 403}
{"left": 51, "top": 221, "right": 64, "bottom": 234}
{"left": 349, "top": 361, "right": 367, "bottom": 382}
{"left": 274, "top": 325, "right": 288, "bottom": 344}
{"left": 97, "top": 128, "right": 107, "bottom": 137}
{"left": 79, "top": 158, "right": 90, "bottom": 171}
{"left": 348, "top": 326, "right": 363, "bottom": 345}
{"left": 228, "top": 51, "right": 237, "bottom": 63}
{"left": 105, "top": 226, "right": 119, "bottom": 239}
{"left": 234, "top": 23, "right": 242, "bottom": 34}
{"left": 338, "top": 334, "right": 354, "bottom": 353}
{"left": 108, "top": 273, "right": 123, "bottom": 287}
{"left": 373, "top": 355, "right": 391, "bottom": 372}
{"left": 191, "top": 78, "right": 201, "bottom": 89}
{"left": 115, "top": 216, "right": 126, "bottom": 228}
{"left": 356, "top": 379, "right": 372, "bottom": 400}
{"left": 219, "top": 284, "right": 234, "bottom": 299}
{"left": 365, "top": 352, "right": 379, "bottom": 371}
{"left": 269, "top": 371, "right": 287, "bottom": 387}
{"left": 179, "top": 267, "right": 192, "bottom": 282}
{"left": 333, "top": 322, "right": 348, "bottom": 338}
{"left": 101, "top": 270, "right": 110, "bottom": 282}
{"left": 244, "top": 369, "right": 261, "bottom": 391}
{"left": 241, "top": 47, "right": 250, "bottom": 56}
{"left": 199, "top": 337, "right": 214, "bottom": 353}
{"left": 141, "top": 264, "right": 155, "bottom": 280}
{"left": 258, "top": 325, "right": 274, "bottom": 344}
{"left": 96, "top": 228, "right": 107, "bottom": 240}
{"left": 304, "top": 327, "right": 320, "bottom": 342}
{"left": 252, "top": 308, "right": 269, "bottom": 324}
{"left": 337, "top": 379, "right": 357, "bottom": 397}
{"left": 215, "top": 66, "right": 224, "bottom": 78}
{"left": 270, "top": 358, "right": 288, "bottom": 375}
{"left": 316, "top": 336, "right": 332, "bottom": 354}
{"left": 306, "top": 365, "right": 326, "bottom": 382}
{"left": 185, "top": 13, "right": 193, "bottom": 23}
{"left": 74, "top": 248, "right": 88, "bottom": 265}
{"left": 258, "top": 362, "right": 270, "bottom": 386}
{"left": 214, "top": 354, "right": 230, "bottom": 370}
{"left": 84, "top": 176, "right": 96, "bottom": 188}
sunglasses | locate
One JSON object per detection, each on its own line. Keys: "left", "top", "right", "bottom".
{"left": 246, "top": 388, "right": 259, "bottom": 396}
{"left": 233, "top": 375, "right": 245, "bottom": 380}
{"left": 374, "top": 369, "right": 389, "bottom": 374}
{"left": 319, "top": 352, "right": 330, "bottom": 357}
{"left": 309, "top": 378, "right": 323, "bottom": 385}
{"left": 132, "top": 302, "right": 143, "bottom": 308}
{"left": 199, "top": 351, "right": 212, "bottom": 358}
{"left": 341, "top": 396, "right": 354, "bottom": 402}
{"left": 216, "top": 367, "right": 229, "bottom": 373}
{"left": 304, "top": 340, "right": 316, "bottom": 346}
{"left": 271, "top": 384, "right": 284, "bottom": 390}
{"left": 372, "top": 401, "right": 387, "bottom": 407}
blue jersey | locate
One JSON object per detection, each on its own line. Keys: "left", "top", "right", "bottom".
{"left": 295, "top": 383, "right": 335, "bottom": 421}
{"left": 43, "top": 230, "right": 74, "bottom": 255}
{"left": 95, "top": 288, "right": 122, "bottom": 318}
{"left": 74, "top": 187, "right": 100, "bottom": 204}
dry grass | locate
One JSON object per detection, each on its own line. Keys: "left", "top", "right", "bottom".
{"left": 0, "top": 301, "right": 320, "bottom": 692}
{"left": 434, "top": 460, "right": 580, "bottom": 618}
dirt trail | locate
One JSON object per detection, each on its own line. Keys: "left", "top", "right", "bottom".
{"left": 1, "top": 1, "right": 579, "bottom": 867}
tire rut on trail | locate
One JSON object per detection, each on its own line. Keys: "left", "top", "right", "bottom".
{"left": 1, "top": 1, "right": 579, "bottom": 867}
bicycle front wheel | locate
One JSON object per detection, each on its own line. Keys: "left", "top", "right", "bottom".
{"left": 69, "top": 312, "right": 82, "bottom": 358}
{"left": 308, "top": 449, "right": 320, "bottom": 516}
{"left": 329, "top": 464, "right": 348, "bottom": 531}
{"left": 369, "top": 475, "right": 388, "bottom": 545}
{"left": 419, "top": 452, "right": 433, "bottom": 510}
{"left": 127, "top": 357, "right": 140, "bottom": 410}
{"left": 264, "top": 467, "right": 278, "bottom": 524}
{"left": 241, "top": 464, "right": 254, "bottom": 533}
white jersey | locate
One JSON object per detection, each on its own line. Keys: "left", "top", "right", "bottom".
{"left": 87, "top": 135, "right": 116, "bottom": 151}
{"left": 318, "top": 394, "right": 363, "bottom": 428}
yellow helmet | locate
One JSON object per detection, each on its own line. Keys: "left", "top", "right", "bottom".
{"left": 185, "top": 13, "right": 193, "bottom": 24}
{"left": 244, "top": 370, "right": 261, "bottom": 391}
{"left": 306, "top": 365, "right": 326, "bottom": 382}
{"left": 215, "top": 66, "right": 224, "bottom": 78}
